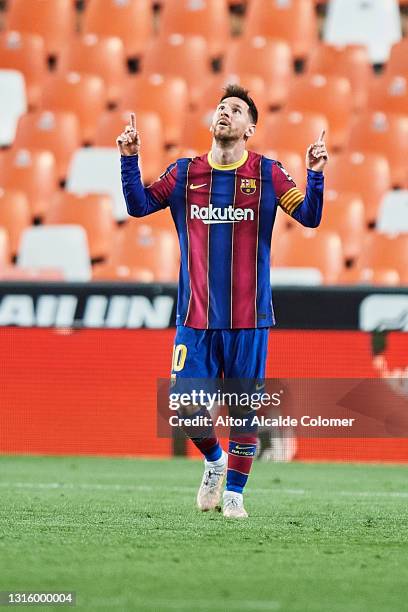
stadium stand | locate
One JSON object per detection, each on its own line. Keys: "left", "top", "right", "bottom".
{"left": 158, "top": 0, "right": 231, "bottom": 60}
{"left": 0, "top": 69, "right": 26, "bottom": 146}
{"left": 243, "top": 0, "right": 318, "bottom": 63}
{"left": 0, "top": 31, "right": 46, "bottom": 109}
{"left": 66, "top": 147, "right": 126, "bottom": 221}
{"left": 339, "top": 266, "right": 401, "bottom": 286}
{"left": 377, "top": 190, "right": 408, "bottom": 234}
{"left": 356, "top": 233, "right": 408, "bottom": 284}
{"left": 0, "top": 188, "right": 31, "bottom": 257}
{"left": 285, "top": 73, "right": 352, "bottom": 150}
{"left": 6, "top": 0, "right": 76, "bottom": 59}
{"left": 82, "top": 0, "right": 153, "bottom": 60}
{"left": 0, "top": 148, "right": 58, "bottom": 219}
{"left": 93, "top": 223, "right": 179, "bottom": 282}
{"left": 386, "top": 37, "right": 408, "bottom": 76}
{"left": 325, "top": 152, "right": 391, "bottom": 225}
{"left": 41, "top": 72, "right": 107, "bottom": 144}
{"left": 263, "top": 111, "right": 329, "bottom": 158}
{"left": 272, "top": 228, "right": 343, "bottom": 284}
{"left": 319, "top": 192, "right": 366, "bottom": 262}
{"left": 305, "top": 44, "right": 372, "bottom": 112}
{"left": 0, "top": 227, "right": 10, "bottom": 267}
{"left": 366, "top": 74, "right": 408, "bottom": 116}
{"left": 323, "top": 0, "right": 402, "bottom": 64}
{"left": 57, "top": 35, "right": 127, "bottom": 106}
{"left": 348, "top": 112, "right": 408, "bottom": 188}
{"left": 44, "top": 193, "right": 115, "bottom": 261}
{"left": 142, "top": 34, "right": 211, "bottom": 108}
{"left": 223, "top": 37, "right": 293, "bottom": 109}
{"left": 0, "top": 0, "right": 407, "bottom": 286}
{"left": 17, "top": 225, "right": 92, "bottom": 281}
{"left": 12, "top": 111, "right": 82, "bottom": 181}
{"left": 120, "top": 74, "right": 189, "bottom": 147}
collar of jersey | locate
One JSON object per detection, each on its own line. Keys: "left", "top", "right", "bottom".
{"left": 207, "top": 150, "right": 248, "bottom": 170}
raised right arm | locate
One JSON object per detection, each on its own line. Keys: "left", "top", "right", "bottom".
{"left": 121, "top": 155, "right": 177, "bottom": 217}
{"left": 117, "top": 111, "right": 177, "bottom": 217}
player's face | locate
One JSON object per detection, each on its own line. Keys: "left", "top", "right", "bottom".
{"left": 211, "top": 97, "right": 255, "bottom": 143}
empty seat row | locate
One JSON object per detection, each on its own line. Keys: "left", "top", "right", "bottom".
{"left": 1, "top": 220, "right": 407, "bottom": 285}
{"left": 2, "top": 0, "right": 406, "bottom": 63}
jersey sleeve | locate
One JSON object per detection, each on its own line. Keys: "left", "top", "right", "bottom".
{"left": 272, "top": 161, "right": 305, "bottom": 216}
{"left": 272, "top": 161, "right": 324, "bottom": 228}
{"left": 121, "top": 155, "right": 178, "bottom": 217}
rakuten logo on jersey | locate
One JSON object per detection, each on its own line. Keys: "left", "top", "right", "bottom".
{"left": 190, "top": 204, "right": 254, "bottom": 224}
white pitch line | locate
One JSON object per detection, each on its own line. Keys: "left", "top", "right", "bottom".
{"left": 88, "top": 598, "right": 281, "bottom": 611}
{"left": 0, "top": 482, "right": 407, "bottom": 498}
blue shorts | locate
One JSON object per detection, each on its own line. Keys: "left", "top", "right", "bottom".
{"left": 171, "top": 326, "right": 269, "bottom": 379}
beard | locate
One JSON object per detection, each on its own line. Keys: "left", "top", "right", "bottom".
{"left": 212, "top": 123, "right": 239, "bottom": 143}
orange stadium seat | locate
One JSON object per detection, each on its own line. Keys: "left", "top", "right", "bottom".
{"left": 366, "top": 74, "right": 408, "bottom": 116}
{"left": 41, "top": 72, "right": 107, "bottom": 143}
{"left": 94, "top": 110, "right": 164, "bottom": 185}
{"left": 325, "top": 152, "right": 391, "bottom": 225}
{"left": 386, "top": 37, "right": 408, "bottom": 77}
{"left": 13, "top": 110, "right": 81, "bottom": 181}
{"left": 0, "top": 189, "right": 31, "bottom": 257}
{"left": 348, "top": 112, "right": 408, "bottom": 188}
{"left": 306, "top": 44, "right": 372, "bottom": 111}
{"left": 44, "top": 192, "right": 115, "bottom": 261}
{"left": 263, "top": 111, "right": 329, "bottom": 159}
{"left": 0, "top": 31, "right": 46, "bottom": 109}
{"left": 285, "top": 74, "right": 353, "bottom": 150}
{"left": 0, "top": 266, "right": 65, "bottom": 281}
{"left": 120, "top": 74, "right": 189, "bottom": 147}
{"left": 0, "top": 148, "right": 58, "bottom": 219}
{"left": 97, "top": 223, "right": 179, "bottom": 282}
{"left": 273, "top": 228, "right": 343, "bottom": 284}
{"left": 223, "top": 37, "right": 293, "bottom": 109}
{"left": 319, "top": 192, "right": 365, "bottom": 262}
{"left": 243, "top": 0, "right": 318, "bottom": 62}
{"left": 82, "top": 0, "right": 153, "bottom": 59}
{"left": 262, "top": 149, "right": 305, "bottom": 191}
{"left": 339, "top": 266, "right": 400, "bottom": 287}
{"left": 6, "top": 0, "right": 76, "bottom": 58}
{"left": 159, "top": 0, "right": 230, "bottom": 59}
{"left": 142, "top": 34, "right": 211, "bottom": 108}
{"left": 92, "top": 262, "right": 155, "bottom": 282}
{"left": 58, "top": 35, "right": 127, "bottom": 106}
{"left": 0, "top": 228, "right": 11, "bottom": 267}
{"left": 357, "top": 234, "right": 408, "bottom": 284}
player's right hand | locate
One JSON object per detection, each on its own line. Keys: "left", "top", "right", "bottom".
{"left": 116, "top": 112, "right": 140, "bottom": 156}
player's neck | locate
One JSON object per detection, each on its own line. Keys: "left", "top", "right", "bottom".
{"left": 210, "top": 141, "right": 247, "bottom": 167}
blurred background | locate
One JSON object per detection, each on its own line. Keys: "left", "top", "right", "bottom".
{"left": 0, "top": 0, "right": 407, "bottom": 464}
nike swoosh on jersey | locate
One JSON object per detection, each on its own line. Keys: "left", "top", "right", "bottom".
{"left": 190, "top": 183, "right": 207, "bottom": 190}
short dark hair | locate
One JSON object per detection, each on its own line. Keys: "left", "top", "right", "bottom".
{"left": 219, "top": 84, "right": 258, "bottom": 125}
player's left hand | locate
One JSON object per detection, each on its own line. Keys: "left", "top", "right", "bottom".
{"left": 306, "top": 129, "right": 329, "bottom": 172}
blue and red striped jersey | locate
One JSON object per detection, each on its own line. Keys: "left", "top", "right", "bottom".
{"left": 121, "top": 150, "right": 324, "bottom": 329}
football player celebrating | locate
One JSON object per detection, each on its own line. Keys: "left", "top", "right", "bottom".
{"left": 117, "top": 84, "right": 328, "bottom": 518}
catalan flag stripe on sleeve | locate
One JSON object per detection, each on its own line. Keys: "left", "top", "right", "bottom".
{"left": 279, "top": 187, "right": 305, "bottom": 215}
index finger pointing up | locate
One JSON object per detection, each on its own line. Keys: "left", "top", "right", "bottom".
{"left": 317, "top": 129, "right": 326, "bottom": 143}
{"left": 130, "top": 112, "right": 136, "bottom": 129}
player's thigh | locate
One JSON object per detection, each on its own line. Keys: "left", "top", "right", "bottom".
{"left": 222, "top": 328, "right": 269, "bottom": 379}
{"left": 171, "top": 326, "right": 222, "bottom": 378}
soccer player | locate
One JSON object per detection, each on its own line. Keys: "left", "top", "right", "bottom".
{"left": 117, "top": 84, "right": 328, "bottom": 518}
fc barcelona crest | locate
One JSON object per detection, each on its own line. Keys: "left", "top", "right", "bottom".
{"left": 240, "top": 178, "right": 257, "bottom": 195}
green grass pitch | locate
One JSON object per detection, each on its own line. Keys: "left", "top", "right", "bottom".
{"left": 0, "top": 456, "right": 407, "bottom": 612}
